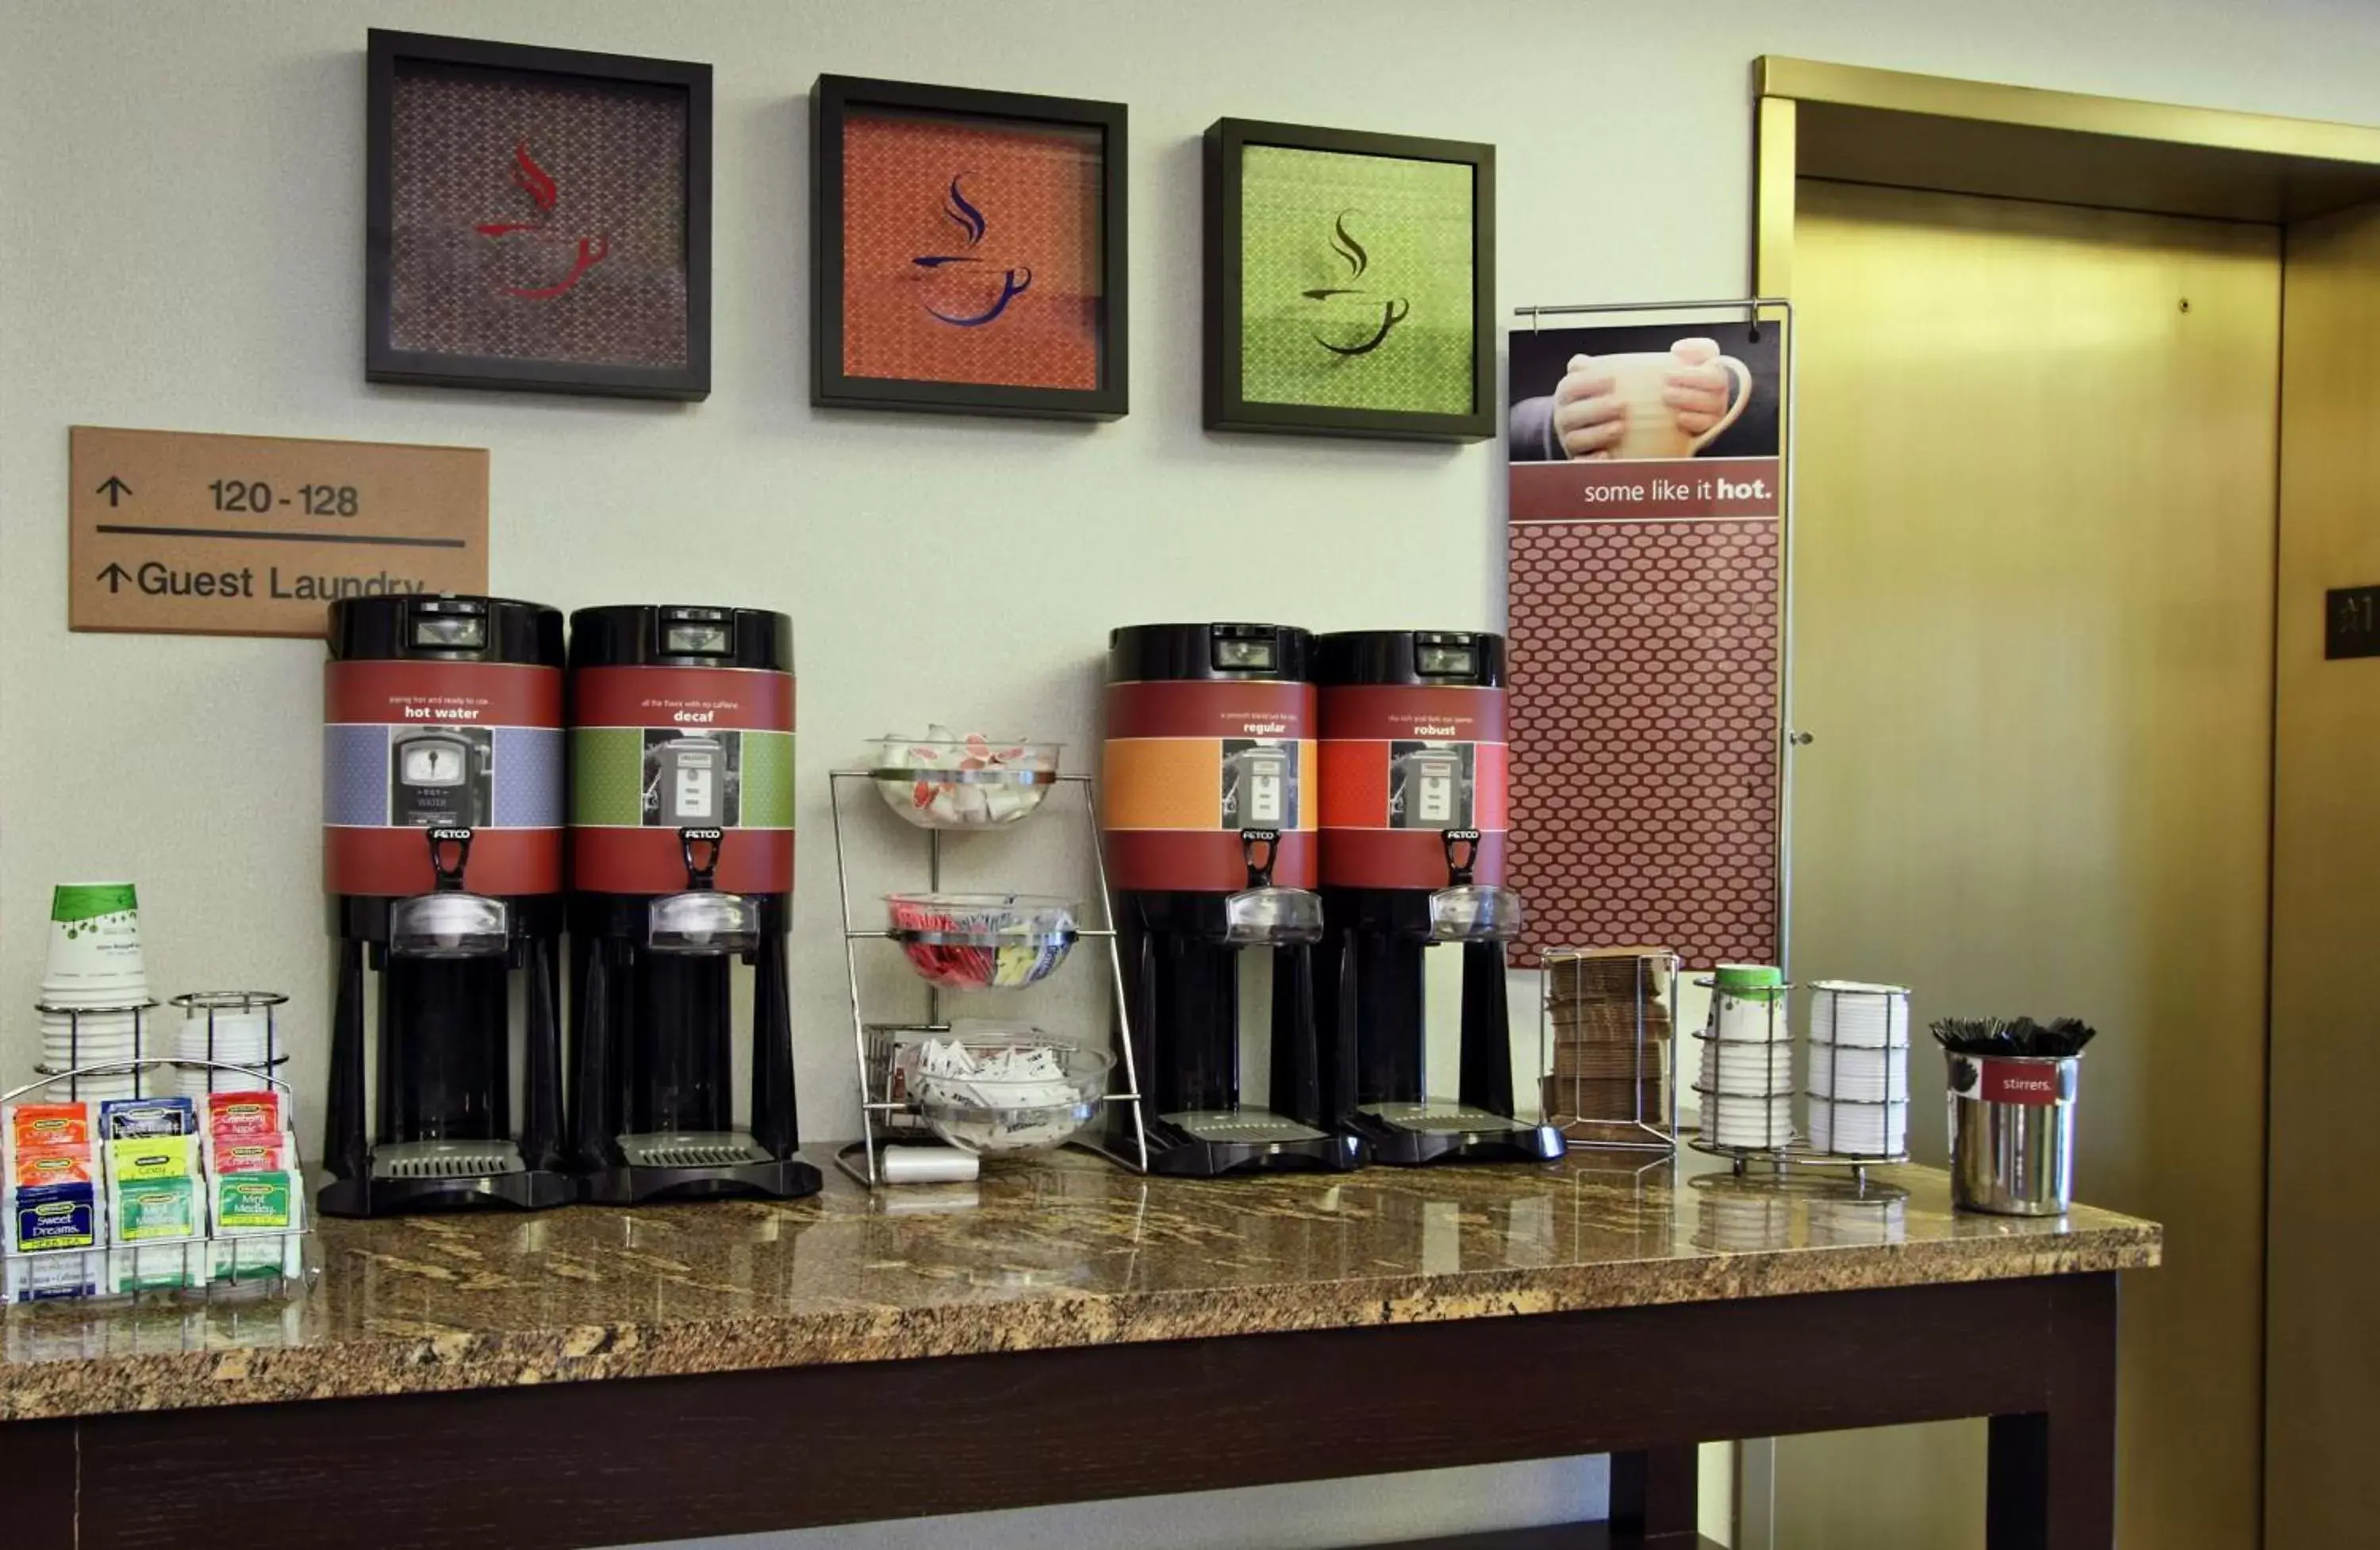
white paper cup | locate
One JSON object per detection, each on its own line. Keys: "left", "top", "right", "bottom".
{"left": 1804, "top": 1044, "right": 1911, "bottom": 1100}
{"left": 1700, "top": 1042, "right": 1795, "bottom": 1090}
{"left": 1706, "top": 1094, "right": 1795, "bottom": 1147}
{"left": 1710, "top": 988, "right": 1791, "bottom": 1043}
{"left": 1809, "top": 1099, "right": 1908, "bottom": 1157}
{"left": 43, "top": 883, "right": 146, "bottom": 988}
{"left": 1809, "top": 982, "right": 1913, "bottom": 1047}
{"left": 178, "top": 1011, "right": 271, "bottom": 1063}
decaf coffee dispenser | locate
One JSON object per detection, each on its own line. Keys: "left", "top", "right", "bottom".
{"left": 320, "top": 595, "right": 574, "bottom": 1217}
{"left": 1104, "top": 623, "right": 1362, "bottom": 1176}
{"left": 1315, "top": 631, "right": 1563, "bottom": 1165}
{"left": 564, "top": 605, "right": 819, "bottom": 1203}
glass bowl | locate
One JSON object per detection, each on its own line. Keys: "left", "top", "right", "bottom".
{"left": 872, "top": 737, "right": 1061, "bottom": 829}
{"left": 912, "top": 1039, "right": 1113, "bottom": 1153}
{"left": 885, "top": 892, "right": 1078, "bottom": 989}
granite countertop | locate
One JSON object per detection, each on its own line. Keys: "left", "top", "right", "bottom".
{"left": 0, "top": 1148, "right": 2159, "bottom": 1422}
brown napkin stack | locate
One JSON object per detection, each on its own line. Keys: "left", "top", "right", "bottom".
{"left": 1542, "top": 948, "right": 1673, "bottom": 1127}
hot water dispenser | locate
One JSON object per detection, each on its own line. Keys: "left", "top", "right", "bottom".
{"left": 319, "top": 594, "right": 574, "bottom": 1216}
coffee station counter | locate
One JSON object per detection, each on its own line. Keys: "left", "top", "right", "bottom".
{"left": 0, "top": 1149, "right": 2156, "bottom": 1549}
{"left": 2, "top": 1148, "right": 2152, "bottom": 1419}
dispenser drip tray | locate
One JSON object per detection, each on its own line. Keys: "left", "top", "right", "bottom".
{"left": 1363, "top": 1102, "right": 1537, "bottom": 1137}
{"left": 1164, "top": 1108, "right": 1329, "bottom": 1145}
{"left": 618, "top": 1130, "right": 775, "bottom": 1170}
{"left": 370, "top": 1140, "right": 528, "bottom": 1180}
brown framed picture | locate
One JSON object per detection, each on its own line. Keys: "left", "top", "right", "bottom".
{"left": 1204, "top": 118, "right": 1494, "bottom": 442}
{"left": 367, "top": 29, "right": 712, "bottom": 400}
{"left": 812, "top": 75, "right": 1128, "bottom": 420}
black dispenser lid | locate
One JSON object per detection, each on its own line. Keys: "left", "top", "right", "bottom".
{"left": 1314, "top": 630, "right": 1506, "bottom": 689}
{"left": 328, "top": 595, "right": 564, "bottom": 667}
{"left": 568, "top": 605, "right": 793, "bottom": 673}
{"left": 1107, "top": 622, "right": 1313, "bottom": 683}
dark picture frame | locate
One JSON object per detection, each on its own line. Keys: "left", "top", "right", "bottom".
{"left": 812, "top": 75, "right": 1128, "bottom": 420}
{"left": 1203, "top": 119, "right": 1495, "bottom": 442}
{"left": 366, "top": 29, "right": 712, "bottom": 400}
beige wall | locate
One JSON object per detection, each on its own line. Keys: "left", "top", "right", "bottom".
{"left": 10, "top": 3, "right": 2380, "bottom": 1547}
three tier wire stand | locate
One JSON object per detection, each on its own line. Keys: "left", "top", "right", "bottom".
{"left": 827, "top": 767, "right": 1149, "bottom": 1186}
{"left": 1685, "top": 978, "right": 1909, "bottom": 1188}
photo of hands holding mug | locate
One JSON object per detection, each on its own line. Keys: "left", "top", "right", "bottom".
{"left": 1508, "top": 322, "right": 1780, "bottom": 463}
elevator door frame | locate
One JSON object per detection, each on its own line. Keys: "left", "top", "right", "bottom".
{"left": 1747, "top": 56, "right": 2380, "bottom": 1550}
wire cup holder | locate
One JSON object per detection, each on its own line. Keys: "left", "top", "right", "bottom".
{"left": 1, "top": 1057, "right": 313, "bottom": 1304}
{"left": 1538, "top": 948, "right": 1680, "bottom": 1153}
{"left": 1685, "top": 976, "right": 1910, "bottom": 1187}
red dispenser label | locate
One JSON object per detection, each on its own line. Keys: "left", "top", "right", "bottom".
{"left": 1102, "top": 680, "right": 1316, "bottom": 892}
{"left": 322, "top": 661, "right": 563, "bottom": 896}
{"left": 1317, "top": 685, "right": 1508, "bottom": 888}
{"left": 568, "top": 667, "right": 796, "bottom": 896}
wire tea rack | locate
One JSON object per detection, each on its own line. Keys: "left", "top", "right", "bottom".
{"left": 827, "top": 766, "right": 1148, "bottom": 1186}
{"left": 1, "top": 1057, "right": 313, "bottom": 1303}
{"left": 1687, "top": 978, "right": 1909, "bottom": 1187}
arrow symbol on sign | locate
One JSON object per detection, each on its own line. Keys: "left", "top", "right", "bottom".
{"left": 98, "top": 562, "right": 131, "bottom": 593}
{"left": 94, "top": 476, "right": 132, "bottom": 507}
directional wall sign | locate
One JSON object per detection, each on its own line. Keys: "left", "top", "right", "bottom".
{"left": 69, "top": 425, "right": 488, "bottom": 639}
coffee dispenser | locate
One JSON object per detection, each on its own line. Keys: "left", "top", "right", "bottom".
{"left": 564, "top": 605, "right": 818, "bottom": 1203}
{"left": 1104, "top": 623, "right": 1362, "bottom": 1176}
{"left": 1315, "top": 631, "right": 1563, "bottom": 1165}
{"left": 320, "top": 595, "right": 574, "bottom": 1217}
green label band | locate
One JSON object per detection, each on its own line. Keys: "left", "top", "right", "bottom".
{"left": 51, "top": 883, "right": 138, "bottom": 923}
{"left": 570, "top": 728, "right": 795, "bottom": 829}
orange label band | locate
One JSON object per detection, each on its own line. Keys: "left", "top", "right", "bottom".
{"left": 1101, "top": 739, "right": 1319, "bottom": 831}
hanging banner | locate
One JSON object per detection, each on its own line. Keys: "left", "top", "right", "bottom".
{"left": 1504, "top": 317, "right": 1785, "bottom": 969}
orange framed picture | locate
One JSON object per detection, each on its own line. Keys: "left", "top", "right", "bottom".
{"left": 812, "top": 76, "right": 1127, "bottom": 420}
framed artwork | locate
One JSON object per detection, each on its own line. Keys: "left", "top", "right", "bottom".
{"left": 812, "top": 75, "right": 1128, "bottom": 420}
{"left": 1203, "top": 119, "right": 1494, "bottom": 442}
{"left": 366, "top": 30, "right": 712, "bottom": 400}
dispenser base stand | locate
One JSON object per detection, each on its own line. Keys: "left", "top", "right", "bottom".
{"left": 580, "top": 1157, "right": 822, "bottom": 1205}
{"left": 1137, "top": 1113, "right": 1365, "bottom": 1177}
{"left": 317, "top": 1167, "right": 575, "bottom": 1219}
{"left": 1345, "top": 1107, "right": 1565, "bottom": 1168}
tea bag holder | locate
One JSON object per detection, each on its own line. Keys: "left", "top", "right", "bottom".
{"left": 0, "top": 1059, "right": 313, "bottom": 1304}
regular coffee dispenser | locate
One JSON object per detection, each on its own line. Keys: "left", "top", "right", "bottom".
{"left": 320, "top": 595, "right": 574, "bottom": 1216}
{"left": 1315, "top": 631, "right": 1563, "bottom": 1165}
{"left": 564, "top": 605, "right": 818, "bottom": 1203}
{"left": 1104, "top": 623, "right": 1363, "bottom": 1176}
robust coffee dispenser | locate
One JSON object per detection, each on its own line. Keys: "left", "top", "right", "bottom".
{"left": 564, "top": 605, "right": 819, "bottom": 1203}
{"left": 320, "top": 595, "right": 574, "bottom": 1216}
{"left": 1315, "top": 631, "right": 1564, "bottom": 1165}
{"left": 1104, "top": 623, "right": 1362, "bottom": 1176}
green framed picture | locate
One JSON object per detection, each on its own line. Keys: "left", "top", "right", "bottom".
{"left": 1204, "top": 119, "right": 1494, "bottom": 441}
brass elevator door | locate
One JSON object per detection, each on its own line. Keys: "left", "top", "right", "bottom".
{"left": 1777, "top": 179, "right": 2278, "bottom": 1550}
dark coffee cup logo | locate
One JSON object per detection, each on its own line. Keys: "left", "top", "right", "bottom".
{"left": 473, "top": 142, "right": 611, "bottom": 300}
{"left": 1949, "top": 1057, "right": 1979, "bottom": 1094}
{"left": 911, "top": 175, "right": 1033, "bottom": 327}
{"left": 1302, "top": 210, "right": 1409, "bottom": 356}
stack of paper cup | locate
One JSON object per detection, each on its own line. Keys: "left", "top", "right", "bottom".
{"left": 176, "top": 1010, "right": 275, "bottom": 1096}
{"left": 1805, "top": 980, "right": 1911, "bottom": 1158}
{"left": 40, "top": 884, "right": 150, "bottom": 1008}
{"left": 1699, "top": 965, "right": 1794, "bottom": 1149}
